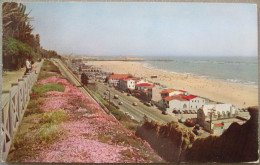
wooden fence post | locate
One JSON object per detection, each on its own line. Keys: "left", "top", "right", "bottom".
{"left": 1, "top": 60, "right": 44, "bottom": 161}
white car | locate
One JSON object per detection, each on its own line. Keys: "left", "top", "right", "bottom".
{"left": 133, "top": 102, "right": 138, "bottom": 106}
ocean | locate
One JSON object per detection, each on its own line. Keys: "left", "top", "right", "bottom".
{"left": 139, "top": 56, "right": 258, "bottom": 88}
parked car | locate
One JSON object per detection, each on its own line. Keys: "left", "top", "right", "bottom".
{"left": 121, "top": 91, "right": 124, "bottom": 93}
{"left": 104, "top": 92, "right": 107, "bottom": 95}
{"left": 133, "top": 102, "right": 138, "bottom": 106}
{"left": 192, "top": 128, "right": 202, "bottom": 136}
{"left": 119, "top": 101, "right": 123, "bottom": 105}
{"left": 162, "top": 111, "right": 167, "bottom": 115}
{"left": 184, "top": 119, "right": 196, "bottom": 127}
{"left": 178, "top": 118, "right": 185, "bottom": 123}
{"left": 127, "top": 93, "right": 130, "bottom": 96}
{"left": 114, "top": 95, "right": 119, "bottom": 99}
{"left": 145, "top": 102, "right": 151, "bottom": 107}
{"left": 130, "top": 115, "right": 134, "bottom": 120}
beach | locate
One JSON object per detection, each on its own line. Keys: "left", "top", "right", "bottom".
{"left": 86, "top": 61, "right": 258, "bottom": 108}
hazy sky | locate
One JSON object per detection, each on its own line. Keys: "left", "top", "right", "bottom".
{"left": 25, "top": 2, "right": 257, "bottom": 56}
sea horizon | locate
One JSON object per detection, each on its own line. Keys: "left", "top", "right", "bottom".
{"left": 85, "top": 55, "right": 258, "bottom": 88}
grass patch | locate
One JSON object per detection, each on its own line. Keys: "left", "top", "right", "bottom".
{"left": 32, "top": 83, "right": 65, "bottom": 96}
{"left": 39, "top": 109, "right": 67, "bottom": 124}
{"left": 24, "top": 98, "right": 45, "bottom": 117}
{"left": 41, "top": 60, "right": 61, "bottom": 73}
{"left": 38, "top": 72, "right": 60, "bottom": 80}
{"left": 8, "top": 109, "right": 67, "bottom": 162}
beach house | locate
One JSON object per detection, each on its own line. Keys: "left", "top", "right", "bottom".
{"left": 118, "top": 78, "right": 137, "bottom": 92}
{"left": 135, "top": 82, "right": 153, "bottom": 91}
{"left": 161, "top": 89, "right": 206, "bottom": 113}
{"left": 107, "top": 74, "right": 133, "bottom": 87}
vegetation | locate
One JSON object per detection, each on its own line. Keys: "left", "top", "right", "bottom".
{"left": 32, "top": 83, "right": 65, "bottom": 96}
{"left": 87, "top": 85, "right": 139, "bottom": 131}
{"left": 2, "top": 2, "right": 61, "bottom": 71}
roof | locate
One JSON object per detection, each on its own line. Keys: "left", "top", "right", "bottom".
{"left": 135, "top": 83, "right": 152, "bottom": 87}
{"left": 178, "top": 90, "right": 187, "bottom": 92}
{"left": 184, "top": 95, "right": 197, "bottom": 100}
{"left": 164, "top": 94, "right": 188, "bottom": 101}
{"left": 160, "top": 89, "right": 176, "bottom": 94}
{"left": 108, "top": 74, "right": 132, "bottom": 79}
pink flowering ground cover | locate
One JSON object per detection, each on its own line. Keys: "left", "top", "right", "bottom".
{"left": 9, "top": 75, "right": 163, "bottom": 163}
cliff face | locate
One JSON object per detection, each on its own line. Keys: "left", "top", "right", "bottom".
{"left": 136, "top": 107, "right": 258, "bottom": 163}
{"left": 135, "top": 120, "right": 195, "bottom": 162}
{"left": 184, "top": 106, "right": 258, "bottom": 162}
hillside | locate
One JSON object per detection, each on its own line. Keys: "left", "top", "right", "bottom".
{"left": 7, "top": 60, "right": 164, "bottom": 163}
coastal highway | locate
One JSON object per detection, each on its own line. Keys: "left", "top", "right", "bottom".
{"left": 94, "top": 81, "right": 176, "bottom": 124}
{"left": 52, "top": 58, "right": 176, "bottom": 124}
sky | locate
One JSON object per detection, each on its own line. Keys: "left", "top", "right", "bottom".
{"left": 24, "top": 2, "right": 257, "bottom": 56}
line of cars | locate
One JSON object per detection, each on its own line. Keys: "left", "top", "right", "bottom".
{"left": 173, "top": 109, "right": 197, "bottom": 114}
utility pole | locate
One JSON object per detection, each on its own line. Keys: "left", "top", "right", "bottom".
{"left": 107, "top": 89, "right": 110, "bottom": 109}
{"left": 209, "top": 107, "right": 216, "bottom": 134}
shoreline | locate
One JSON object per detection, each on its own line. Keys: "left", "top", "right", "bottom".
{"left": 86, "top": 61, "right": 258, "bottom": 108}
{"left": 141, "top": 62, "right": 258, "bottom": 89}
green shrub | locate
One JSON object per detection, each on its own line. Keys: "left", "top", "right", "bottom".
{"left": 32, "top": 83, "right": 65, "bottom": 96}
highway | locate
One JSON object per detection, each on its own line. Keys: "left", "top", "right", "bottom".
{"left": 94, "top": 81, "right": 176, "bottom": 124}
{"left": 53, "top": 58, "right": 176, "bottom": 124}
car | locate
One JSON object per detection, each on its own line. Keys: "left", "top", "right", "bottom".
{"left": 127, "top": 93, "right": 130, "bottom": 96}
{"left": 104, "top": 92, "right": 107, "bottom": 95}
{"left": 125, "top": 112, "right": 129, "bottom": 116}
{"left": 133, "top": 102, "right": 138, "bottom": 106}
{"left": 119, "top": 101, "right": 123, "bottom": 105}
{"left": 130, "top": 115, "right": 134, "bottom": 120}
{"left": 114, "top": 95, "right": 119, "bottom": 99}
{"left": 121, "top": 91, "right": 124, "bottom": 93}
{"left": 115, "top": 105, "right": 120, "bottom": 109}
{"left": 145, "top": 102, "right": 151, "bottom": 107}
{"left": 184, "top": 119, "right": 196, "bottom": 127}
{"left": 162, "top": 111, "right": 167, "bottom": 115}
{"left": 188, "top": 110, "right": 193, "bottom": 114}
{"left": 192, "top": 128, "right": 202, "bottom": 136}
{"left": 178, "top": 118, "right": 185, "bottom": 123}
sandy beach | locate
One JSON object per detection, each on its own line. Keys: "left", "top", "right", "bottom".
{"left": 86, "top": 61, "right": 258, "bottom": 108}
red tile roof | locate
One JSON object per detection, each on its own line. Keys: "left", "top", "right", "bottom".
{"left": 164, "top": 94, "right": 188, "bottom": 101}
{"left": 160, "top": 89, "right": 176, "bottom": 94}
{"left": 178, "top": 90, "right": 187, "bottom": 92}
{"left": 108, "top": 74, "right": 132, "bottom": 79}
{"left": 184, "top": 95, "right": 197, "bottom": 100}
{"left": 135, "top": 83, "right": 152, "bottom": 87}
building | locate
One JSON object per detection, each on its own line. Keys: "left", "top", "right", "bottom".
{"left": 162, "top": 90, "right": 206, "bottom": 113}
{"left": 161, "top": 89, "right": 188, "bottom": 98}
{"left": 197, "top": 104, "right": 237, "bottom": 134}
{"left": 148, "top": 85, "right": 165, "bottom": 108}
{"left": 135, "top": 83, "right": 153, "bottom": 91}
{"left": 118, "top": 78, "right": 137, "bottom": 92}
{"left": 107, "top": 74, "right": 133, "bottom": 87}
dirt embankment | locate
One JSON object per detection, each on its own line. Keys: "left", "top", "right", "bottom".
{"left": 136, "top": 107, "right": 258, "bottom": 163}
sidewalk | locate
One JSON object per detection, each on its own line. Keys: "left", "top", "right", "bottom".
{"left": 2, "top": 62, "right": 40, "bottom": 91}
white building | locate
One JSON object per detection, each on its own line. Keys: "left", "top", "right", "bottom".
{"left": 162, "top": 92, "right": 206, "bottom": 114}
{"left": 135, "top": 83, "right": 153, "bottom": 91}
{"left": 197, "top": 104, "right": 236, "bottom": 121}
{"left": 107, "top": 74, "right": 133, "bottom": 87}
{"left": 119, "top": 78, "right": 136, "bottom": 92}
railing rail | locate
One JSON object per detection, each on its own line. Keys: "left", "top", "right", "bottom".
{"left": 1, "top": 60, "right": 43, "bottom": 161}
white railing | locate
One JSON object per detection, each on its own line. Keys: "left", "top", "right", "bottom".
{"left": 1, "top": 60, "right": 43, "bottom": 161}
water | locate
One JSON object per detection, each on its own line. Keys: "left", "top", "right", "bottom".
{"left": 139, "top": 56, "right": 258, "bottom": 87}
